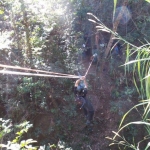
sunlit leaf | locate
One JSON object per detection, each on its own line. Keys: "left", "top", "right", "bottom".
{"left": 124, "top": 58, "right": 150, "bottom": 65}
{"left": 26, "top": 139, "right": 37, "bottom": 144}
{"left": 113, "top": 0, "right": 117, "bottom": 17}
{"left": 88, "top": 19, "right": 96, "bottom": 23}
{"left": 145, "top": 142, "right": 150, "bottom": 150}
{"left": 0, "top": 144, "right": 7, "bottom": 148}
{"left": 145, "top": 0, "right": 150, "bottom": 3}
{"left": 0, "top": 10, "right": 4, "bottom": 14}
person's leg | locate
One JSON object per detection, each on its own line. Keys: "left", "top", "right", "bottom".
{"left": 85, "top": 111, "right": 94, "bottom": 132}
{"left": 83, "top": 107, "right": 88, "bottom": 117}
{"left": 82, "top": 51, "right": 85, "bottom": 59}
{"left": 116, "top": 47, "right": 119, "bottom": 55}
{"left": 87, "top": 111, "right": 94, "bottom": 124}
{"left": 94, "top": 56, "right": 98, "bottom": 64}
{"left": 86, "top": 47, "right": 92, "bottom": 60}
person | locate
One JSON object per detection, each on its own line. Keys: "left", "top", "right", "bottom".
{"left": 91, "top": 45, "right": 99, "bottom": 64}
{"left": 74, "top": 76, "right": 94, "bottom": 127}
{"left": 83, "top": 33, "right": 92, "bottom": 59}
{"left": 112, "top": 42, "right": 122, "bottom": 56}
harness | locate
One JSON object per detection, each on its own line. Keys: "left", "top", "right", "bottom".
{"left": 75, "top": 96, "right": 86, "bottom": 109}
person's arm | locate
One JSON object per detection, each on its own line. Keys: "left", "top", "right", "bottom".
{"left": 75, "top": 76, "right": 87, "bottom": 87}
{"left": 74, "top": 78, "right": 81, "bottom": 87}
{"left": 81, "top": 76, "right": 88, "bottom": 88}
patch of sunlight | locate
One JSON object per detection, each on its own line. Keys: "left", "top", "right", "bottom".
{"left": 0, "top": 32, "right": 12, "bottom": 49}
{"left": 24, "top": 0, "right": 65, "bottom": 16}
{"left": 54, "top": 7, "right": 65, "bottom": 15}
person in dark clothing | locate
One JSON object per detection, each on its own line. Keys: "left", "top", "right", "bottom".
{"left": 91, "top": 45, "right": 100, "bottom": 64}
{"left": 83, "top": 33, "right": 92, "bottom": 58}
{"left": 112, "top": 42, "right": 122, "bottom": 56}
{"left": 74, "top": 76, "right": 94, "bottom": 126}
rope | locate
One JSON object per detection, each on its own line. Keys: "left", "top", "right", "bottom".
{"left": 0, "top": 70, "right": 79, "bottom": 78}
{"left": 0, "top": 64, "right": 76, "bottom": 77}
{"left": 0, "top": 55, "right": 95, "bottom": 79}
{"left": 84, "top": 56, "right": 94, "bottom": 77}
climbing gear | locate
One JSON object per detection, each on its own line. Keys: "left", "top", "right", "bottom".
{"left": 75, "top": 96, "right": 86, "bottom": 108}
{"left": 84, "top": 54, "right": 95, "bottom": 78}
{"left": 76, "top": 73, "right": 85, "bottom": 92}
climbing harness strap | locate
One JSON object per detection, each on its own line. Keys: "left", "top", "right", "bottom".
{"left": 75, "top": 96, "right": 86, "bottom": 109}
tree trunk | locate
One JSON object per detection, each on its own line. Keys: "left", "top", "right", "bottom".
{"left": 101, "top": 0, "right": 128, "bottom": 71}
{"left": 104, "top": 0, "right": 128, "bottom": 58}
{"left": 10, "top": 8, "right": 24, "bottom": 64}
{"left": 19, "top": 0, "right": 32, "bottom": 67}
{"left": 11, "top": 10, "right": 21, "bottom": 51}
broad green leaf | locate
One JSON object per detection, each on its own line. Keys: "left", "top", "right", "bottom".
{"left": 20, "top": 140, "right": 26, "bottom": 147}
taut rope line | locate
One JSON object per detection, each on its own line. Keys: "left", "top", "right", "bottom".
{"left": 0, "top": 56, "right": 94, "bottom": 78}
{"left": 0, "top": 64, "right": 77, "bottom": 77}
{"left": 84, "top": 56, "right": 94, "bottom": 78}
{"left": 0, "top": 70, "right": 79, "bottom": 78}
